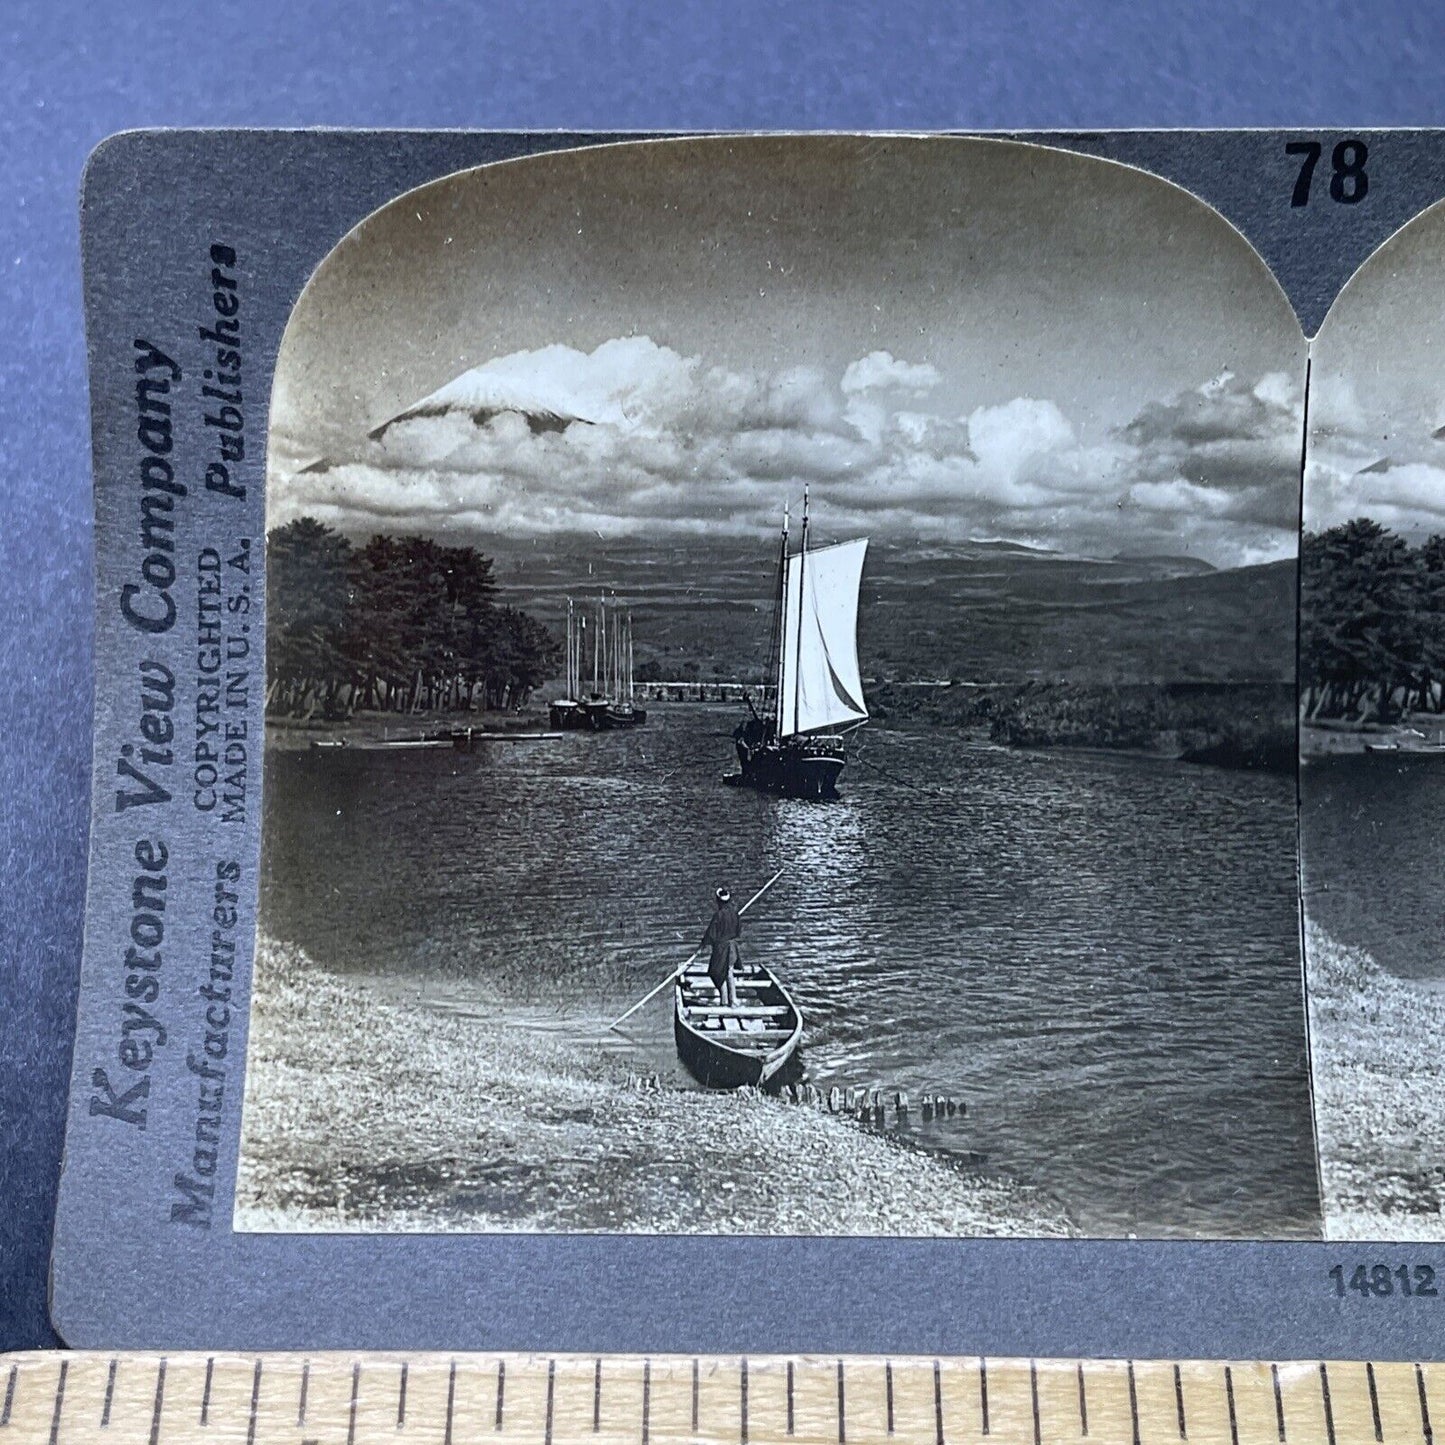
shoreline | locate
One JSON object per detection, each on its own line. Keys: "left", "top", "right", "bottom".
{"left": 1306, "top": 923, "right": 1445, "bottom": 1239}
{"left": 265, "top": 709, "right": 546, "bottom": 752}
{"left": 266, "top": 680, "right": 1294, "bottom": 772}
{"left": 1302, "top": 720, "right": 1445, "bottom": 758}
{"left": 236, "top": 935, "right": 1076, "bottom": 1237}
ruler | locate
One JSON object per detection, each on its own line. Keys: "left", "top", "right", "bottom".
{"left": 0, "top": 1354, "right": 1438, "bottom": 1445}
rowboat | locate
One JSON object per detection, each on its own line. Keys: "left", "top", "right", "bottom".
{"left": 673, "top": 959, "right": 803, "bottom": 1088}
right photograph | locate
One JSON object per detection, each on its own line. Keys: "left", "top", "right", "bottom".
{"left": 1303, "top": 197, "right": 1445, "bottom": 1241}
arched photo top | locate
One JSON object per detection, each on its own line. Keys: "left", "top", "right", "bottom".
{"left": 1306, "top": 195, "right": 1445, "bottom": 540}
{"left": 270, "top": 133, "right": 1305, "bottom": 570}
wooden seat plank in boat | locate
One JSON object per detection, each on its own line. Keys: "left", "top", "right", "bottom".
{"left": 686, "top": 1004, "right": 791, "bottom": 1018}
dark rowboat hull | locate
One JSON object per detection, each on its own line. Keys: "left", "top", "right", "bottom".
{"left": 674, "top": 959, "right": 803, "bottom": 1089}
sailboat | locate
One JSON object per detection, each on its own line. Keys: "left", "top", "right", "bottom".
{"left": 731, "top": 487, "right": 868, "bottom": 798}
{"left": 548, "top": 598, "right": 588, "bottom": 730}
{"left": 549, "top": 595, "right": 648, "bottom": 731}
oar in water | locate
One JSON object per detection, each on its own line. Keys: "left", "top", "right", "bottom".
{"left": 607, "top": 867, "right": 785, "bottom": 1032}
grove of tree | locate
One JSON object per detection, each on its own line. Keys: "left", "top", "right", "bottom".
{"left": 266, "top": 518, "right": 561, "bottom": 718}
{"left": 1301, "top": 517, "right": 1445, "bottom": 721}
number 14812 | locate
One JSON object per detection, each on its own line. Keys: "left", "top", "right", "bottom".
{"left": 1330, "top": 1263, "right": 1437, "bottom": 1298}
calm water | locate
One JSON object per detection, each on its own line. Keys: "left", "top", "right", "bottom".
{"left": 1303, "top": 754, "right": 1445, "bottom": 981}
{"left": 261, "top": 706, "right": 1320, "bottom": 1238}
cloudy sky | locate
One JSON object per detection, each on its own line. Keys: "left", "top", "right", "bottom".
{"left": 271, "top": 136, "right": 1307, "bottom": 567}
{"left": 1306, "top": 197, "right": 1445, "bottom": 539}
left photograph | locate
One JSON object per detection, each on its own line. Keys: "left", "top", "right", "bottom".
{"left": 237, "top": 135, "right": 1317, "bottom": 1239}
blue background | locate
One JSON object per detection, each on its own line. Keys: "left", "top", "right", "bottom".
{"left": 5, "top": 0, "right": 1445, "bottom": 1353}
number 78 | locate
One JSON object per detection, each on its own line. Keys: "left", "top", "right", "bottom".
{"left": 1287, "top": 139, "right": 1369, "bottom": 207}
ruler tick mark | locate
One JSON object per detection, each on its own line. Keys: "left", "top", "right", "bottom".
{"left": 1174, "top": 1363, "right": 1187, "bottom": 1440}
{"left": 103, "top": 1359, "right": 118, "bottom": 1429}
{"left": 545, "top": 1359, "right": 556, "bottom": 1445}
{"left": 595, "top": 1359, "right": 603, "bottom": 1434}
{"left": 977, "top": 1358, "right": 988, "bottom": 1439}
{"left": 1225, "top": 1366, "right": 1240, "bottom": 1445}
{"left": 1127, "top": 1362, "right": 1141, "bottom": 1445}
{"left": 885, "top": 1362, "right": 894, "bottom": 1437}
{"left": 935, "top": 1359, "right": 946, "bottom": 1445}
{"left": 740, "top": 1358, "right": 749, "bottom": 1445}
{"left": 149, "top": 1359, "right": 167, "bottom": 1445}
{"left": 641, "top": 1360, "right": 651, "bottom": 1445}
{"left": 347, "top": 1362, "right": 361, "bottom": 1445}
{"left": 1366, "top": 1362, "right": 1383, "bottom": 1443}
{"left": 837, "top": 1360, "right": 847, "bottom": 1445}
{"left": 445, "top": 1362, "right": 457, "bottom": 1445}
{"left": 398, "top": 1362, "right": 408, "bottom": 1429}
{"left": 246, "top": 1359, "right": 263, "bottom": 1445}
{"left": 786, "top": 1360, "right": 795, "bottom": 1437}
{"left": 692, "top": 1359, "right": 699, "bottom": 1437}
{"left": 1029, "top": 1362, "right": 1041, "bottom": 1445}
{"left": 1272, "top": 1363, "right": 1286, "bottom": 1443}
{"left": 2, "top": 1364, "right": 15, "bottom": 1428}
{"left": 298, "top": 1362, "right": 310, "bottom": 1429}
{"left": 1077, "top": 1362, "right": 1089, "bottom": 1438}
{"left": 1319, "top": 1364, "right": 1336, "bottom": 1445}
{"left": 1418, "top": 1364, "right": 1434, "bottom": 1445}
{"left": 494, "top": 1359, "right": 505, "bottom": 1431}
{"left": 200, "top": 1358, "right": 212, "bottom": 1427}
{"left": 48, "top": 1360, "right": 67, "bottom": 1445}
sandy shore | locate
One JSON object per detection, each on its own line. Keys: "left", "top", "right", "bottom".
{"left": 1306, "top": 923, "right": 1445, "bottom": 1239}
{"left": 236, "top": 936, "right": 1074, "bottom": 1237}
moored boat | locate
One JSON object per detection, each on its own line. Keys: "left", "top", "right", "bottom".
{"left": 673, "top": 959, "right": 803, "bottom": 1088}
{"left": 549, "top": 595, "right": 648, "bottom": 729}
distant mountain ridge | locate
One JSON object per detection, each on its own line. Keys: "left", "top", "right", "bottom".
{"left": 451, "top": 533, "right": 1295, "bottom": 687}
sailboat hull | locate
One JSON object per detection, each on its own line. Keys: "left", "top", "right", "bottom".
{"left": 579, "top": 699, "right": 648, "bottom": 730}
{"left": 548, "top": 700, "right": 592, "bottom": 730}
{"left": 732, "top": 733, "right": 846, "bottom": 799}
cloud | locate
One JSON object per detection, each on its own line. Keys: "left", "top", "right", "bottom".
{"left": 1305, "top": 373, "right": 1445, "bottom": 536}
{"left": 841, "top": 351, "right": 941, "bottom": 395}
{"left": 273, "top": 337, "right": 1304, "bottom": 567}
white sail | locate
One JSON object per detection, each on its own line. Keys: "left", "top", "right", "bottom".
{"left": 778, "top": 538, "right": 869, "bottom": 737}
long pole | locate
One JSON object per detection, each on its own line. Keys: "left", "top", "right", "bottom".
{"left": 607, "top": 868, "right": 785, "bottom": 1031}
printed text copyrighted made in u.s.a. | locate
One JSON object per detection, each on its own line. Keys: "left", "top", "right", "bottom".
{"left": 88, "top": 240, "right": 256, "bottom": 1232}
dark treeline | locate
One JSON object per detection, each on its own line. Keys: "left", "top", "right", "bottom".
{"left": 266, "top": 518, "right": 561, "bottom": 718}
{"left": 1301, "top": 518, "right": 1445, "bottom": 722}
{"left": 869, "top": 680, "right": 1294, "bottom": 771}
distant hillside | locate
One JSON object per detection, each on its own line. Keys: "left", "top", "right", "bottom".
{"left": 448, "top": 534, "right": 1295, "bottom": 686}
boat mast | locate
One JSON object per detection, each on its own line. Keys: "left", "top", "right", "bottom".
{"left": 594, "top": 597, "right": 601, "bottom": 697}
{"left": 791, "top": 484, "right": 809, "bottom": 737}
{"left": 611, "top": 593, "right": 620, "bottom": 703}
{"left": 773, "top": 503, "right": 790, "bottom": 734}
{"left": 626, "top": 611, "right": 634, "bottom": 707}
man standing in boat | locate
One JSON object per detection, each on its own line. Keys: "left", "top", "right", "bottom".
{"left": 702, "top": 886, "right": 742, "bottom": 1007}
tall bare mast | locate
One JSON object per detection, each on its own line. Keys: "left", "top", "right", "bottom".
{"left": 626, "top": 611, "right": 635, "bottom": 707}
{"left": 792, "top": 484, "right": 809, "bottom": 736}
{"left": 774, "top": 502, "right": 790, "bottom": 733}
